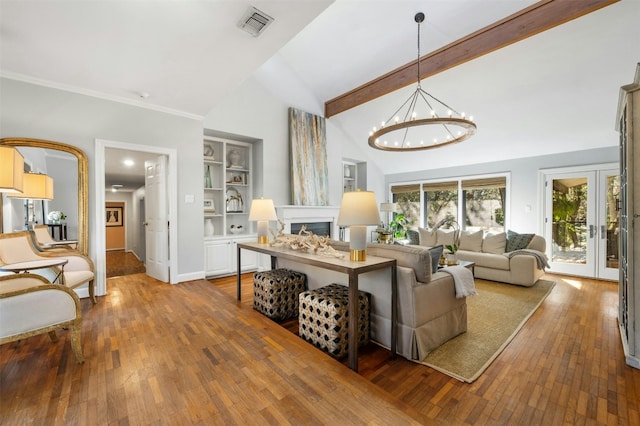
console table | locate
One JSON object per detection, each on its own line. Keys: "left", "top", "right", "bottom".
{"left": 47, "top": 223, "right": 67, "bottom": 241}
{"left": 237, "top": 242, "right": 397, "bottom": 372}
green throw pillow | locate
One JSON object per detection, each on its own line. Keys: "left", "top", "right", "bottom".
{"left": 506, "top": 230, "right": 534, "bottom": 252}
{"left": 428, "top": 245, "right": 444, "bottom": 273}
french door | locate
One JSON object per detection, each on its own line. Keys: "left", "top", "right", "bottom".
{"left": 542, "top": 165, "right": 619, "bottom": 280}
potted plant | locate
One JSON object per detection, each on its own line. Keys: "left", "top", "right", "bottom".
{"left": 389, "top": 213, "right": 408, "bottom": 240}
{"left": 445, "top": 244, "right": 458, "bottom": 265}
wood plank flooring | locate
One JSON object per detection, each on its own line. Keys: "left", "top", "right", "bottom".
{"left": 105, "top": 250, "right": 146, "bottom": 278}
{"left": 1, "top": 271, "right": 639, "bottom": 425}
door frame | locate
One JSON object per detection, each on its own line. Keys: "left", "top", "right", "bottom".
{"left": 538, "top": 162, "right": 617, "bottom": 279}
{"left": 94, "top": 139, "right": 178, "bottom": 296}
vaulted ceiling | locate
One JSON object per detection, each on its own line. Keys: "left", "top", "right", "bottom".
{"left": 1, "top": 0, "right": 639, "bottom": 177}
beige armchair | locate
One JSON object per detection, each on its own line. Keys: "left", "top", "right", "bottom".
{"left": 0, "top": 231, "right": 96, "bottom": 304}
{"left": 0, "top": 274, "right": 84, "bottom": 363}
{"left": 30, "top": 224, "right": 78, "bottom": 252}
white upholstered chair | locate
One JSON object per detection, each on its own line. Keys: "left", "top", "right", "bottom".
{"left": 0, "top": 231, "right": 96, "bottom": 304}
{"left": 30, "top": 224, "right": 78, "bottom": 252}
{"left": 0, "top": 273, "right": 84, "bottom": 363}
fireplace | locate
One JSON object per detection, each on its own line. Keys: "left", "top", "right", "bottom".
{"left": 290, "top": 221, "right": 332, "bottom": 237}
{"left": 276, "top": 205, "right": 341, "bottom": 239}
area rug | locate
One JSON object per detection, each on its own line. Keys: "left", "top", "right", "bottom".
{"left": 416, "top": 279, "right": 555, "bottom": 383}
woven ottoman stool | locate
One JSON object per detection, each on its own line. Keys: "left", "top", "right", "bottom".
{"left": 253, "top": 269, "right": 307, "bottom": 321}
{"left": 298, "top": 283, "right": 370, "bottom": 359}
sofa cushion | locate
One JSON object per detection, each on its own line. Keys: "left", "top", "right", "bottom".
{"left": 457, "top": 250, "right": 510, "bottom": 270}
{"left": 459, "top": 230, "right": 483, "bottom": 252}
{"left": 428, "top": 245, "right": 444, "bottom": 273}
{"left": 506, "top": 230, "right": 535, "bottom": 252}
{"left": 418, "top": 227, "right": 437, "bottom": 246}
{"left": 482, "top": 232, "right": 507, "bottom": 254}
{"left": 436, "top": 229, "right": 456, "bottom": 246}
{"left": 367, "top": 243, "right": 432, "bottom": 283}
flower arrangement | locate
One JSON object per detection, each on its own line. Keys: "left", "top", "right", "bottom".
{"left": 48, "top": 211, "right": 67, "bottom": 222}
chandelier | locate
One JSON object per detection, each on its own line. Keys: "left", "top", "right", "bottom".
{"left": 368, "top": 12, "right": 477, "bottom": 151}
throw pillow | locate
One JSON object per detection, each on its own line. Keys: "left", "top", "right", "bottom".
{"left": 459, "top": 230, "right": 483, "bottom": 252}
{"left": 482, "top": 232, "right": 507, "bottom": 254}
{"left": 436, "top": 229, "right": 456, "bottom": 246}
{"left": 418, "top": 227, "right": 437, "bottom": 246}
{"left": 428, "top": 245, "right": 444, "bottom": 273}
{"left": 406, "top": 229, "right": 420, "bottom": 245}
{"left": 505, "top": 230, "right": 535, "bottom": 252}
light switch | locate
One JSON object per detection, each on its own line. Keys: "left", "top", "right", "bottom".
{"left": 185, "top": 194, "right": 195, "bottom": 204}
{"left": 525, "top": 204, "right": 532, "bottom": 213}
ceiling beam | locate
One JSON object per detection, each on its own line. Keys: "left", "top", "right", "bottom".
{"left": 324, "top": 0, "right": 619, "bottom": 118}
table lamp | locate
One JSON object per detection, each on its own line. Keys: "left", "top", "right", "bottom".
{"left": 249, "top": 198, "right": 277, "bottom": 244}
{"left": 7, "top": 173, "right": 54, "bottom": 200}
{"left": 379, "top": 202, "right": 397, "bottom": 229}
{"left": 0, "top": 146, "right": 24, "bottom": 193}
{"left": 337, "top": 189, "right": 380, "bottom": 261}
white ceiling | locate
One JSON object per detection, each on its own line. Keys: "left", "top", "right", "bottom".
{"left": 2, "top": 0, "right": 639, "bottom": 179}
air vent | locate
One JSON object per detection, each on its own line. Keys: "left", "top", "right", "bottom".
{"left": 238, "top": 6, "right": 274, "bottom": 37}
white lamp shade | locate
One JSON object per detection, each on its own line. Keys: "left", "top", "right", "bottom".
{"left": 248, "top": 198, "right": 277, "bottom": 221}
{"left": 0, "top": 146, "right": 24, "bottom": 193}
{"left": 7, "top": 173, "right": 54, "bottom": 200}
{"left": 337, "top": 190, "right": 380, "bottom": 226}
{"left": 379, "top": 202, "right": 397, "bottom": 213}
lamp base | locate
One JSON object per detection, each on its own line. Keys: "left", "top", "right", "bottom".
{"left": 257, "top": 235, "right": 269, "bottom": 244}
{"left": 350, "top": 249, "right": 366, "bottom": 261}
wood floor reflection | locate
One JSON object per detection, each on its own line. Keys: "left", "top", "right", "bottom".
{"left": 106, "top": 250, "right": 146, "bottom": 278}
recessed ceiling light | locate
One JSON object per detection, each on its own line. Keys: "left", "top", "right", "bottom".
{"left": 123, "top": 159, "right": 134, "bottom": 167}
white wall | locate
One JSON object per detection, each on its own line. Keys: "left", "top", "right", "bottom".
{"left": 204, "top": 75, "right": 387, "bottom": 208}
{"left": 0, "top": 78, "right": 204, "bottom": 280}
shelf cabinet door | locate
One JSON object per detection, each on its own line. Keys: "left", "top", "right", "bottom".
{"left": 205, "top": 240, "right": 232, "bottom": 275}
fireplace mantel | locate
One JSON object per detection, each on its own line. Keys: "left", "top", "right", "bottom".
{"left": 275, "top": 205, "right": 341, "bottom": 238}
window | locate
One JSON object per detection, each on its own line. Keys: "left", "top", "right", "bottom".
{"left": 422, "top": 181, "right": 458, "bottom": 228}
{"left": 390, "top": 184, "right": 420, "bottom": 228}
{"left": 461, "top": 176, "right": 506, "bottom": 232}
{"left": 389, "top": 174, "right": 508, "bottom": 232}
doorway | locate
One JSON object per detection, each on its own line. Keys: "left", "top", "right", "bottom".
{"left": 541, "top": 164, "right": 619, "bottom": 280}
{"left": 94, "top": 139, "right": 178, "bottom": 296}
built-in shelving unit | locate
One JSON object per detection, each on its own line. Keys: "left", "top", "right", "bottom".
{"left": 203, "top": 136, "right": 260, "bottom": 277}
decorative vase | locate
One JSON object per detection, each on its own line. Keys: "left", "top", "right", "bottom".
{"left": 445, "top": 253, "right": 458, "bottom": 265}
{"left": 228, "top": 149, "right": 241, "bottom": 167}
{"left": 204, "top": 165, "right": 212, "bottom": 188}
{"left": 204, "top": 218, "right": 214, "bottom": 237}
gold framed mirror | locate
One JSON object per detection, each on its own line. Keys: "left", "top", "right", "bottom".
{"left": 0, "top": 138, "right": 88, "bottom": 255}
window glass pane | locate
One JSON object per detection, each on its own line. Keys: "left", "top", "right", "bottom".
{"left": 463, "top": 187, "right": 506, "bottom": 232}
{"left": 423, "top": 187, "right": 458, "bottom": 228}
{"left": 392, "top": 190, "right": 420, "bottom": 229}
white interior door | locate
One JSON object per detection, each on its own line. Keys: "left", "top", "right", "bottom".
{"left": 542, "top": 165, "right": 619, "bottom": 280}
{"left": 145, "top": 155, "right": 169, "bottom": 282}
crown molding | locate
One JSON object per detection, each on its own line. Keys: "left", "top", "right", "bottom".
{"left": 1, "top": 71, "right": 203, "bottom": 121}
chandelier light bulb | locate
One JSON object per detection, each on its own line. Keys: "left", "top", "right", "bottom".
{"left": 448, "top": 110, "right": 452, "bottom": 117}
{"left": 394, "top": 116, "right": 400, "bottom": 123}
{"left": 412, "top": 112, "right": 417, "bottom": 120}
{"left": 461, "top": 112, "right": 466, "bottom": 118}
{"left": 381, "top": 121, "right": 386, "bottom": 127}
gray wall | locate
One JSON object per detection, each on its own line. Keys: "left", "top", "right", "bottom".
{"left": 385, "top": 146, "right": 618, "bottom": 234}
{"left": 1, "top": 78, "right": 204, "bottom": 278}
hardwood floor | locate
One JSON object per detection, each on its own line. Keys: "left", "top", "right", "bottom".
{"left": 1, "top": 272, "right": 639, "bottom": 425}
{"left": 105, "top": 250, "right": 146, "bottom": 278}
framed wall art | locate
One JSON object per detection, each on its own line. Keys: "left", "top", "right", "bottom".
{"left": 106, "top": 206, "right": 123, "bottom": 227}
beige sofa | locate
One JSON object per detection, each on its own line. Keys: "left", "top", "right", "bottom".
{"left": 277, "top": 240, "right": 468, "bottom": 361}
{"left": 417, "top": 228, "right": 548, "bottom": 287}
